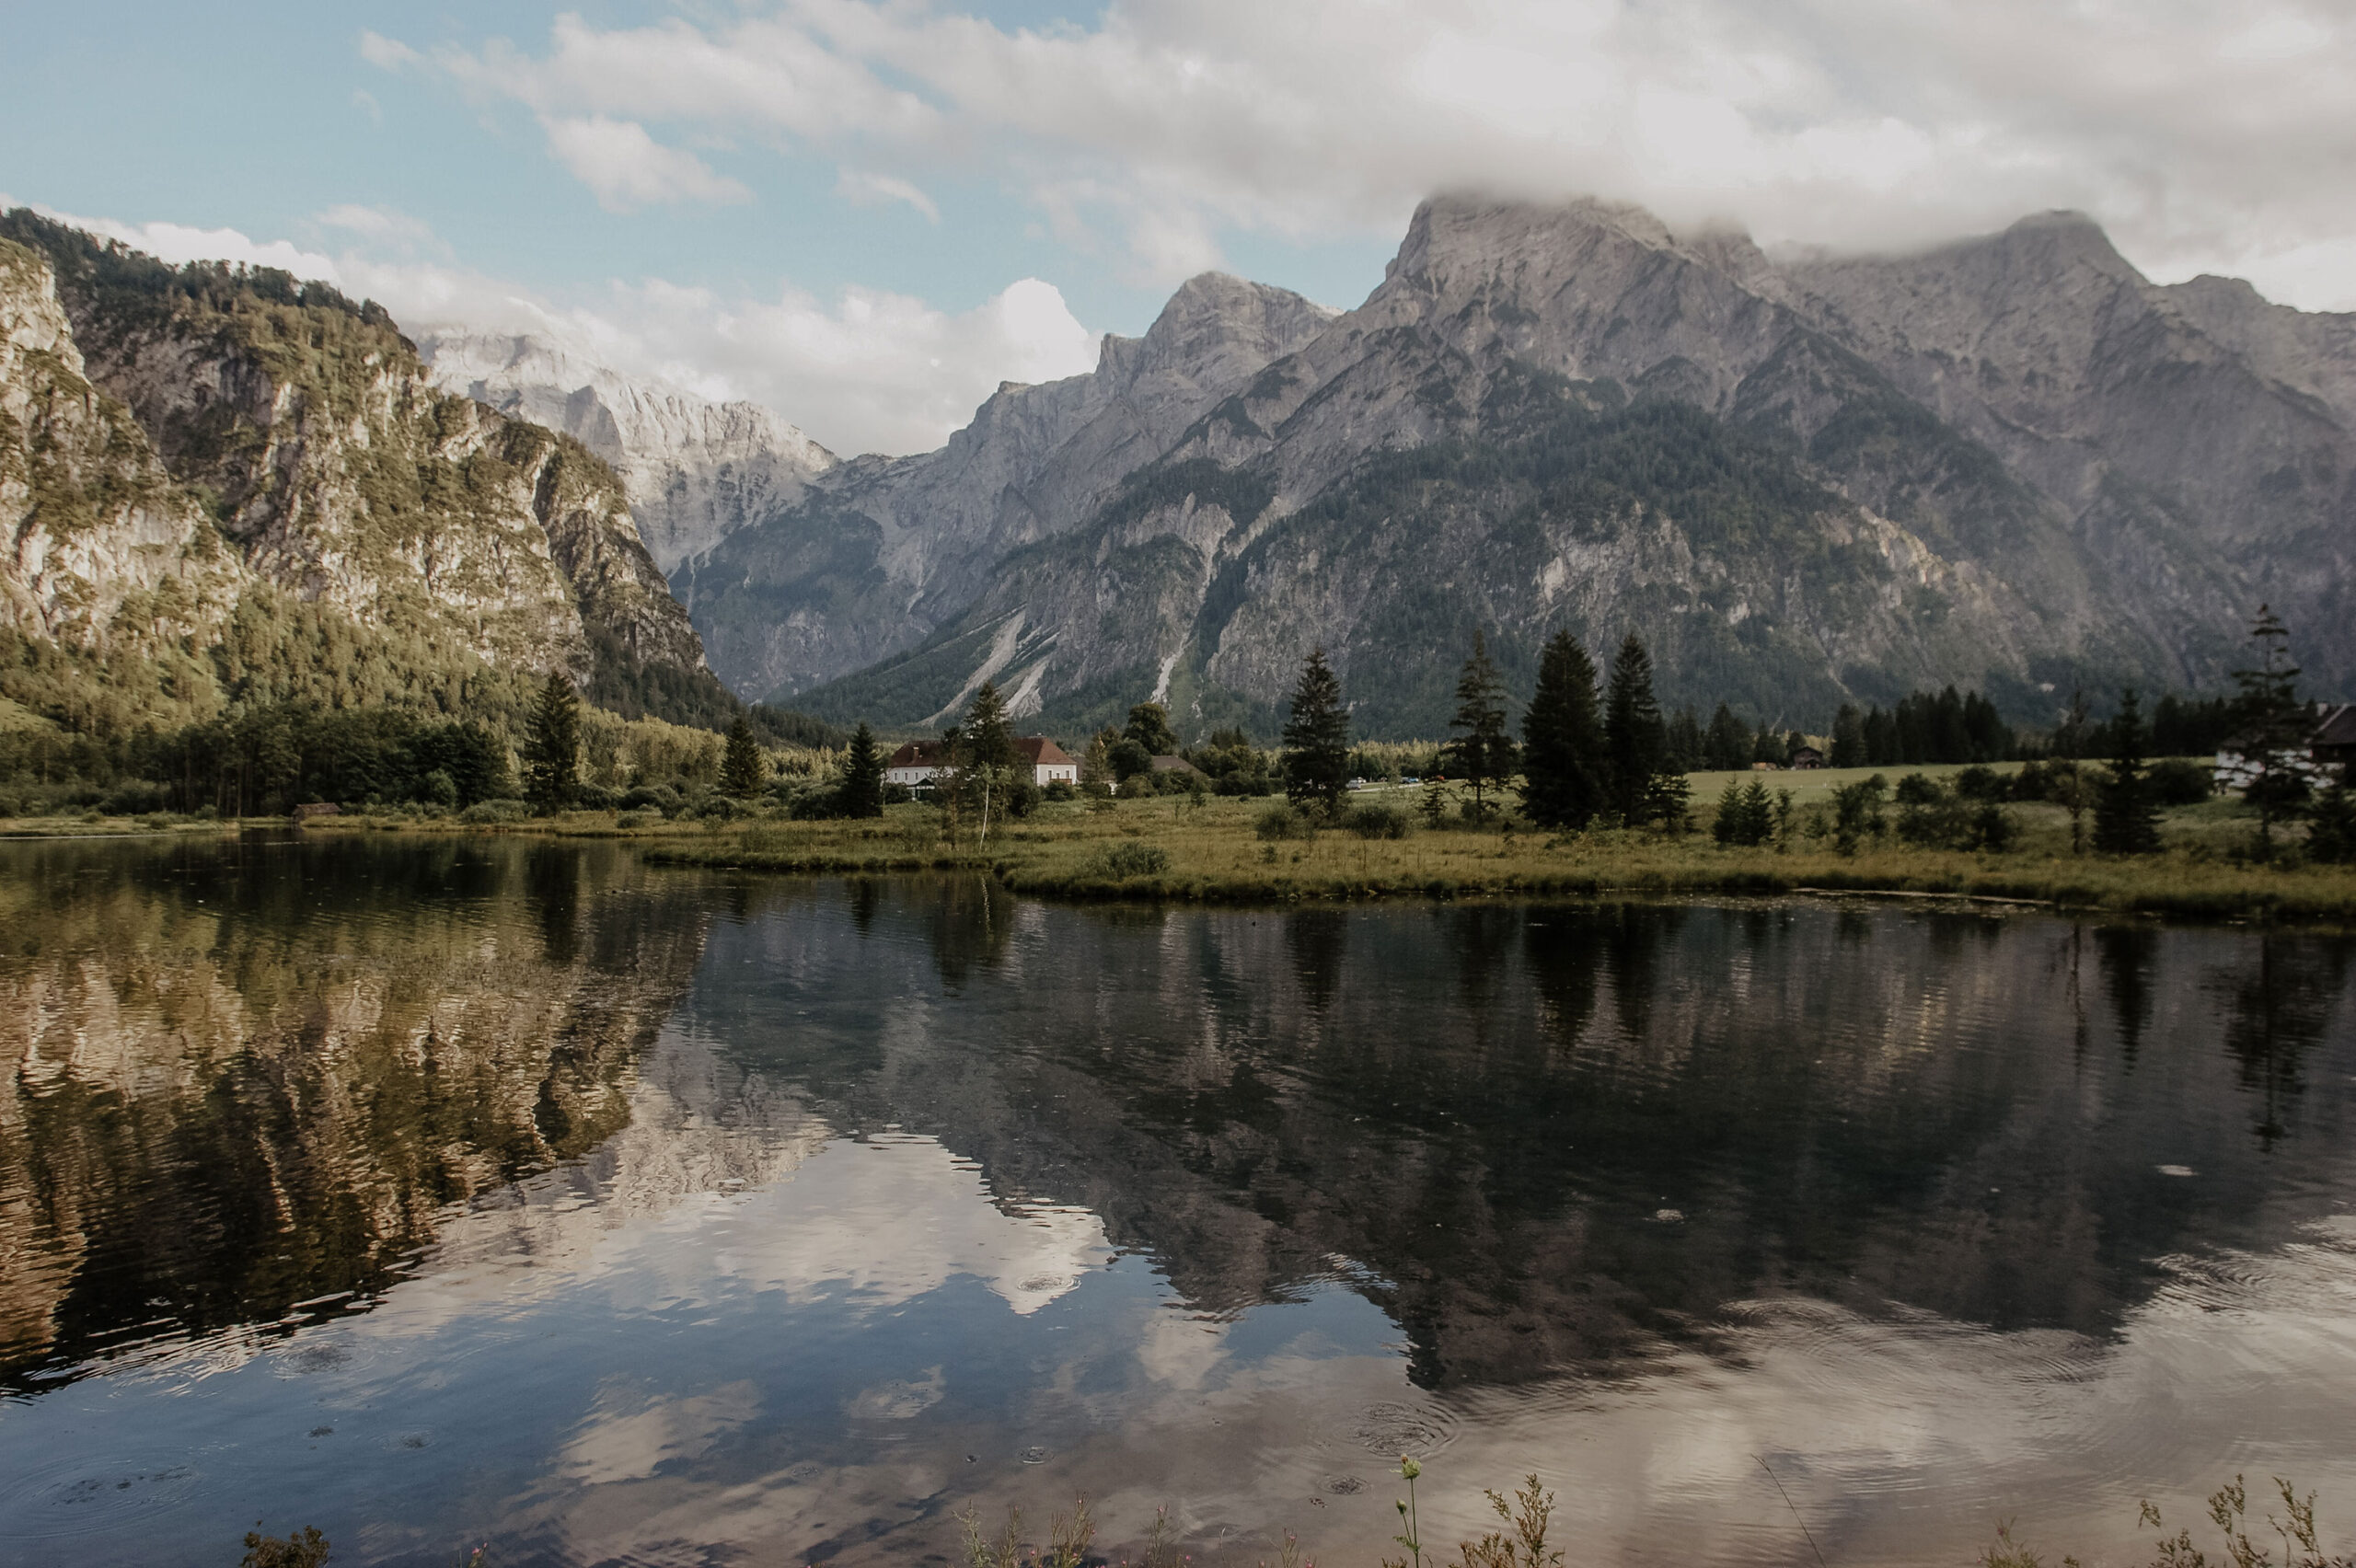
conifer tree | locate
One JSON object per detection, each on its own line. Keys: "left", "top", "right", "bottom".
{"left": 2233, "top": 605, "right": 2308, "bottom": 855}
{"left": 721, "top": 714, "right": 765, "bottom": 799}
{"left": 2092, "top": 688, "right": 2161, "bottom": 855}
{"left": 2308, "top": 778, "right": 2356, "bottom": 864}
{"left": 1601, "top": 633, "right": 1666, "bottom": 824}
{"left": 1520, "top": 629, "right": 1606, "bottom": 831}
{"left": 1123, "top": 701, "right": 1179, "bottom": 757}
{"left": 523, "top": 670, "right": 581, "bottom": 814}
{"left": 962, "top": 681, "right": 1018, "bottom": 847}
{"left": 1282, "top": 647, "right": 1350, "bottom": 813}
{"left": 1703, "top": 703, "right": 1751, "bottom": 772}
{"left": 836, "top": 721, "right": 884, "bottom": 818}
{"left": 1444, "top": 630, "right": 1515, "bottom": 823}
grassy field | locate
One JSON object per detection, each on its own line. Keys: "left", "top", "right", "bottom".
{"left": 502, "top": 760, "right": 2356, "bottom": 924}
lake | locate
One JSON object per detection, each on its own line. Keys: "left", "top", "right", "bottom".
{"left": 2, "top": 835, "right": 2353, "bottom": 1566}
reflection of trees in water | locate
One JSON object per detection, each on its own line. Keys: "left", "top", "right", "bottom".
{"left": 1287, "top": 910, "right": 1348, "bottom": 1015}
{"left": 926, "top": 875, "right": 1016, "bottom": 988}
{"left": 0, "top": 838, "right": 710, "bottom": 1389}
{"left": 801, "top": 891, "right": 2356, "bottom": 1390}
{"left": 2213, "top": 936, "right": 2352, "bottom": 1148}
{"left": 2096, "top": 926, "right": 2158, "bottom": 1064}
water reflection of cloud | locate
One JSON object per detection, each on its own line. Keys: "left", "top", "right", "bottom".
{"left": 1136, "top": 1311, "right": 1229, "bottom": 1389}
{"left": 561, "top": 1378, "right": 761, "bottom": 1485}
{"left": 706, "top": 1135, "right": 1110, "bottom": 1315}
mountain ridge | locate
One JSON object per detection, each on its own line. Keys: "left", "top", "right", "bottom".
{"left": 705, "top": 194, "right": 2350, "bottom": 740}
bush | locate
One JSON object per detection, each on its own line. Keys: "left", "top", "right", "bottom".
{"left": 418, "top": 768, "right": 459, "bottom": 808}
{"left": 1894, "top": 771, "right": 1943, "bottom": 806}
{"left": 1344, "top": 803, "right": 1412, "bottom": 839}
{"left": 1043, "top": 779, "right": 1076, "bottom": 801}
{"left": 1006, "top": 779, "right": 1043, "bottom": 818}
{"left": 616, "top": 811, "right": 654, "bottom": 830}
{"left": 698, "top": 794, "right": 753, "bottom": 821}
{"left": 459, "top": 798, "right": 527, "bottom": 824}
{"left": 1255, "top": 801, "right": 1314, "bottom": 840}
{"left": 1953, "top": 765, "right": 2008, "bottom": 801}
{"left": 99, "top": 779, "right": 170, "bottom": 816}
{"left": 1087, "top": 842, "right": 1172, "bottom": 878}
{"left": 2148, "top": 756, "right": 2213, "bottom": 806}
{"left": 621, "top": 782, "right": 685, "bottom": 813}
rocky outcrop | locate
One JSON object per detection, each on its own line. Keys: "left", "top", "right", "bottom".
{"left": 682, "top": 273, "right": 1336, "bottom": 703}
{"left": 731, "top": 196, "right": 2354, "bottom": 737}
{"left": 0, "top": 238, "right": 238, "bottom": 660}
{"left": 417, "top": 330, "right": 837, "bottom": 574}
{"left": 0, "top": 213, "right": 725, "bottom": 732}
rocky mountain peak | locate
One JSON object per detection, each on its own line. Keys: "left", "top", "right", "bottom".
{"left": 1130, "top": 271, "right": 1336, "bottom": 388}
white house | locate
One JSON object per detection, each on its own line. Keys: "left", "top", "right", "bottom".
{"left": 884, "top": 736, "right": 1079, "bottom": 790}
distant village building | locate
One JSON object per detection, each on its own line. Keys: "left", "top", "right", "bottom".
{"left": 2213, "top": 702, "right": 2356, "bottom": 790}
{"left": 884, "top": 737, "right": 1078, "bottom": 790}
{"left": 1789, "top": 745, "right": 1826, "bottom": 770}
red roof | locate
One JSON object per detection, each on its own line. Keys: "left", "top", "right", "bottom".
{"left": 885, "top": 736, "right": 1072, "bottom": 768}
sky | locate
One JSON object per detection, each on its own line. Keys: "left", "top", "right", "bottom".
{"left": 4, "top": 1, "right": 2353, "bottom": 456}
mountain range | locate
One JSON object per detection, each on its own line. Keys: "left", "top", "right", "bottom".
{"left": 6, "top": 195, "right": 2350, "bottom": 749}
{"left": 683, "top": 197, "right": 2355, "bottom": 740}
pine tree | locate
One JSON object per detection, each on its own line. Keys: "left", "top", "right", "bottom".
{"left": 836, "top": 721, "right": 884, "bottom": 818}
{"left": 2308, "top": 778, "right": 2356, "bottom": 864}
{"left": 1520, "top": 629, "right": 1605, "bottom": 831}
{"left": 1282, "top": 647, "right": 1350, "bottom": 813}
{"left": 2092, "top": 688, "right": 2162, "bottom": 855}
{"left": 1443, "top": 630, "right": 1514, "bottom": 823}
{"left": 1830, "top": 704, "right": 1867, "bottom": 768}
{"left": 962, "top": 681, "right": 1018, "bottom": 847}
{"left": 1703, "top": 703, "right": 1750, "bottom": 772}
{"left": 720, "top": 714, "right": 765, "bottom": 799}
{"left": 1602, "top": 633, "right": 1666, "bottom": 824}
{"left": 2233, "top": 605, "right": 2307, "bottom": 855}
{"left": 523, "top": 670, "right": 581, "bottom": 814}
{"left": 1123, "top": 702, "right": 1179, "bottom": 757}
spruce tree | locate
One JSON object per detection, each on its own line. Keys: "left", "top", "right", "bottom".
{"left": 1828, "top": 706, "right": 1865, "bottom": 767}
{"left": 1520, "top": 629, "right": 1606, "bottom": 830}
{"left": 1703, "top": 703, "right": 1750, "bottom": 772}
{"left": 1444, "top": 630, "right": 1514, "bottom": 823}
{"left": 1123, "top": 702, "right": 1179, "bottom": 757}
{"left": 1601, "top": 633, "right": 1666, "bottom": 824}
{"left": 2092, "top": 688, "right": 2161, "bottom": 855}
{"left": 2233, "top": 605, "right": 2307, "bottom": 855}
{"left": 721, "top": 714, "right": 765, "bottom": 799}
{"left": 2308, "top": 778, "right": 2356, "bottom": 864}
{"left": 1282, "top": 647, "right": 1350, "bottom": 813}
{"left": 523, "top": 670, "right": 581, "bottom": 814}
{"left": 836, "top": 721, "right": 884, "bottom": 819}
{"left": 962, "top": 681, "right": 1018, "bottom": 847}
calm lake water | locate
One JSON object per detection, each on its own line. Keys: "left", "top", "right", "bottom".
{"left": 3, "top": 836, "right": 2355, "bottom": 1567}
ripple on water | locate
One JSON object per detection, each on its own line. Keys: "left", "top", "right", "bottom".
{"left": 0, "top": 1451, "right": 203, "bottom": 1537}
{"left": 1351, "top": 1401, "right": 1459, "bottom": 1457}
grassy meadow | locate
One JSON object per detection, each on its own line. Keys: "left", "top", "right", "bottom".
{"left": 328, "top": 757, "right": 2356, "bottom": 925}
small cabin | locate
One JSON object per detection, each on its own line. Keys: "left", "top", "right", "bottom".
{"left": 1789, "top": 745, "right": 1826, "bottom": 770}
{"left": 2214, "top": 702, "right": 2355, "bottom": 791}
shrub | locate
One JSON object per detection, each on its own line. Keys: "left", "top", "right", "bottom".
{"left": 1043, "top": 779, "right": 1076, "bottom": 801}
{"left": 1087, "top": 842, "right": 1171, "bottom": 878}
{"left": 1894, "top": 771, "right": 1943, "bottom": 806}
{"left": 2148, "top": 756, "right": 2213, "bottom": 806}
{"left": 1953, "top": 765, "right": 2008, "bottom": 801}
{"left": 99, "top": 779, "right": 169, "bottom": 816}
{"left": 1345, "top": 803, "right": 1412, "bottom": 839}
{"left": 1256, "top": 801, "right": 1314, "bottom": 840}
{"left": 458, "top": 798, "right": 527, "bottom": 824}
{"left": 616, "top": 811, "right": 653, "bottom": 830}
{"left": 621, "top": 783, "right": 684, "bottom": 813}
{"left": 418, "top": 768, "right": 459, "bottom": 808}
{"left": 699, "top": 794, "right": 753, "bottom": 821}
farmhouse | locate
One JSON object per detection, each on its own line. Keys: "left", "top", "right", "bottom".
{"left": 2213, "top": 702, "right": 2356, "bottom": 790}
{"left": 884, "top": 736, "right": 1079, "bottom": 790}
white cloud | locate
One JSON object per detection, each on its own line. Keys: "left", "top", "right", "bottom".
{"left": 835, "top": 168, "right": 940, "bottom": 223}
{"left": 539, "top": 116, "right": 753, "bottom": 212}
{"left": 13, "top": 197, "right": 1096, "bottom": 457}
{"left": 386, "top": 0, "right": 2356, "bottom": 307}
{"left": 14, "top": 202, "right": 346, "bottom": 283}
{"left": 355, "top": 29, "right": 419, "bottom": 72}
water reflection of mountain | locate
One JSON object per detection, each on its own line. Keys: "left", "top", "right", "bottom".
{"left": 694, "top": 881, "right": 2356, "bottom": 1389}
{"left": 0, "top": 836, "right": 716, "bottom": 1387}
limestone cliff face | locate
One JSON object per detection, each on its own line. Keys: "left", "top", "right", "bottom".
{"left": 745, "top": 196, "right": 2354, "bottom": 738}
{"left": 416, "top": 330, "right": 837, "bottom": 575}
{"left": 0, "top": 213, "right": 722, "bottom": 732}
{"left": 0, "top": 238, "right": 239, "bottom": 659}
{"left": 682, "top": 273, "right": 1336, "bottom": 703}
